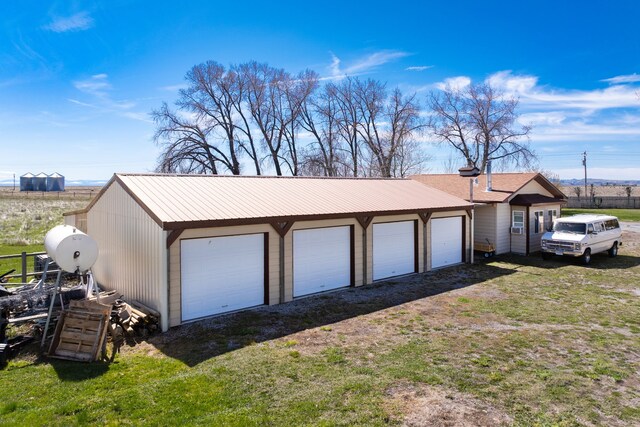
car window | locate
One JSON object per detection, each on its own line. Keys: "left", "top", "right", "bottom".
{"left": 604, "top": 219, "right": 620, "bottom": 230}
{"left": 554, "top": 222, "right": 586, "bottom": 234}
{"left": 587, "top": 224, "right": 595, "bottom": 234}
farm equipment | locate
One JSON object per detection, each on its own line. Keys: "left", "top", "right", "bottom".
{"left": 475, "top": 238, "right": 496, "bottom": 258}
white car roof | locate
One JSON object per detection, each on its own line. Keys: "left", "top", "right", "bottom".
{"left": 556, "top": 214, "right": 618, "bottom": 223}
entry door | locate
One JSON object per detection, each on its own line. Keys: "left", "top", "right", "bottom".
{"left": 372, "top": 221, "right": 415, "bottom": 280}
{"left": 431, "top": 217, "right": 463, "bottom": 268}
{"left": 181, "top": 233, "right": 264, "bottom": 321}
{"left": 293, "top": 226, "right": 351, "bottom": 297}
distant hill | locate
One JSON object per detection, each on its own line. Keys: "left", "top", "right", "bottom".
{"left": 560, "top": 178, "right": 640, "bottom": 187}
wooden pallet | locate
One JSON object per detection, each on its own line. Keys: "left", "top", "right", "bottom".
{"left": 48, "top": 300, "right": 111, "bottom": 362}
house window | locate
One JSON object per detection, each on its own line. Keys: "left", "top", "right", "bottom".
{"left": 534, "top": 210, "right": 544, "bottom": 233}
{"left": 512, "top": 211, "right": 524, "bottom": 228}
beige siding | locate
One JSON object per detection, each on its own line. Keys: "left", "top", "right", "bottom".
{"left": 64, "top": 214, "right": 75, "bottom": 227}
{"left": 510, "top": 206, "right": 527, "bottom": 255}
{"left": 63, "top": 212, "right": 87, "bottom": 233}
{"left": 529, "top": 204, "right": 562, "bottom": 253}
{"left": 516, "top": 181, "right": 554, "bottom": 197}
{"left": 87, "top": 181, "right": 169, "bottom": 331}
{"left": 168, "top": 224, "right": 279, "bottom": 328}
{"left": 473, "top": 204, "right": 497, "bottom": 252}
{"left": 495, "top": 203, "right": 511, "bottom": 254}
{"left": 428, "top": 210, "right": 471, "bottom": 268}
{"left": 285, "top": 218, "right": 363, "bottom": 301}
{"left": 529, "top": 208, "right": 544, "bottom": 253}
{"left": 367, "top": 214, "right": 423, "bottom": 282}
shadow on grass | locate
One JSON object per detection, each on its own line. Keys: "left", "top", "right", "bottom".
{"left": 151, "top": 262, "right": 517, "bottom": 367}
{"left": 506, "top": 252, "right": 640, "bottom": 270}
{"left": 50, "top": 358, "right": 109, "bottom": 381}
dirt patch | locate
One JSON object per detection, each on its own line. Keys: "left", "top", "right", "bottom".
{"left": 386, "top": 383, "right": 512, "bottom": 427}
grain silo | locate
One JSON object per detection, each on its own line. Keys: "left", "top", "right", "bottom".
{"left": 46, "top": 172, "right": 65, "bottom": 191}
{"left": 20, "top": 172, "right": 34, "bottom": 191}
{"left": 33, "top": 173, "right": 48, "bottom": 192}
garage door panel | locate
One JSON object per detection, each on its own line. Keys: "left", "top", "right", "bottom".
{"left": 181, "top": 233, "right": 264, "bottom": 321}
{"left": 373, "top": 221, "right": 415, "bottom": 280}
{"left": 293, "top": 226, "right": 351, "bottom": 297}
{"left": 432, "top": 217, "right": 462, "bottom": 268}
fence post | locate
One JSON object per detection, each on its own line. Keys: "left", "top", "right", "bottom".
{"left": 21, "top": 252, "right": 27, "bottom": 283}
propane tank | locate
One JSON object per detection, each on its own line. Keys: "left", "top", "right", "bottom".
{"left": 44, "top": 225, "right": 98, "bottom": 273}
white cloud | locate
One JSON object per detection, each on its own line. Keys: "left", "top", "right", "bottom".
{"left": 329, "top": 52, "right": 341, "bottom": 77}
{"left": 486, "top": 70, "right": 537, "bottom": 94}
{"left": 405, "top": 65, "right": 434, "bottom": 72}
{"left": 74, "top": 74, "right": 111, "bottom": 97}
{"left": 44, "top": 12, "right": 94, "bottom": 33}
{"left": 483, "top": 70, "right": 640, "bottom": 111}
{"left": 327, "top": 50, "right": 410, "bottom": 79}
{"left": 601, "top": 73, "right": 640, "bottom": 84}
{"left": 159, "top": 83, "right": 188, "bottom": 92}
{"left": 70, "top": 74, "right": 148, "bottom": 122}
{"left": 435, "top": 76, "right": 471, "bottom": 91}
{"left": 518, "top": 111, "right": 566, "bottom": 126}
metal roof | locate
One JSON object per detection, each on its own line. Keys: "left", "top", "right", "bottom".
{"left": 83, "top": 173, "right": 473, "bottom": 230}
{"left": 410, "top": 173, "right": 566, "bottom": 203}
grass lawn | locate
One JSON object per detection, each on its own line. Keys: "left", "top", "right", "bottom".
{"left": 562, "top": 208, "right": 640, "bottom": 222}
{"left": 2, "top": 228, "right": 639, "bottom": 426}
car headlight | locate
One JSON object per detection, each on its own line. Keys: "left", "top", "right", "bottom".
{"left": 541, "top": 240, "right": 548, "bottom": 248}
{"left": 574, "top": 243, "right": 581, "bottom": 250}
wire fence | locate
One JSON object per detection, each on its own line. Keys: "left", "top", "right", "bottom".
{"left": 566, "top": 196, "right": 640, "bottom": 209}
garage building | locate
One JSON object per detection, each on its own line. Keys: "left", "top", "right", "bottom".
{"left": 65, "top": 173, "right": 473, "bottom": 331}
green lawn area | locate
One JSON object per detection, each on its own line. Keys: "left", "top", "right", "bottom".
{"left": 562, "top": 208, "right": 640, "bottom": 222}
{"left": 2, "top": 230, "right": 640, "bottom": 426}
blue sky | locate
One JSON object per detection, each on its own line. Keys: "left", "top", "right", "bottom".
{"left": 1, "top": 0, "right": 639, "bottom": 183}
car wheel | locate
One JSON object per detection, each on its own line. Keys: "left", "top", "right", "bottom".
{"left": 608, "top": 242, "right": 618, "bottom": 257}
{"left": 484, "top": 252, "right": 490, "bottom": 258}
{"left": 582, "top": 248, "right": 591, "bottom": 265}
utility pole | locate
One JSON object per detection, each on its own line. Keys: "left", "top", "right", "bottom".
{"left": 582, "top": 151, "right": 587, "bottom": 198}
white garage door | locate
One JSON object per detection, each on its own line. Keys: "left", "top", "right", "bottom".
{"left": 373, "top": 221, "right": 415, "bottom": 280}
{"left": 293, "top": 226, "right": 351, "bottom": 297}
{"left": 431, "top": 217, "right": 463, "bottom": 268}
{"left": 181, "top": 233, "right": 264, "bottom": 321}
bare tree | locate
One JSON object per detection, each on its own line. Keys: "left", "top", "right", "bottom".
{"left": 427, "top": 82, "right": 535, "bottom": 172}
{"left": 573, "top": 186, "right": 582, "bottom": 199}
{"left": 153, "top": 60, "right": 429, "bottom": 178}
{"left": 355, "top": 81, "right": 425, "bottom": 177}
{"left": 334, "top": 77, "right": 363, "bottom": 177}
{"left": 176, "top": 62, "right": 244, "bottom": 174}
{"left": 152, "top": 103, "right": 221, "bottom": 174}
{"left": 278, "top": 69, "right": 318, "bottom": 176}
{"left": 441, "top": 153, "right": 459, "bottom": 173}
{"left": 298, "top": 81, "right": 343, "bottom": 176}
{"left": 238, "top": 62, "right": 288, "bottom": 175}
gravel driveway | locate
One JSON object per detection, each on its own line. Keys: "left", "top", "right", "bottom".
{"left": 621, "top": 221, "right": 640, "bottom": 232}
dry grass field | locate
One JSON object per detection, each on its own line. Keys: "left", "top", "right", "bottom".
{"left": 0, "top": 196, "right": 90, "bottom": 245}
{"left": 0, "top": 186, "right": 101, "bottom": 200}
{"left": 560, "top": 185, "right": 639, "bottom": 197}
